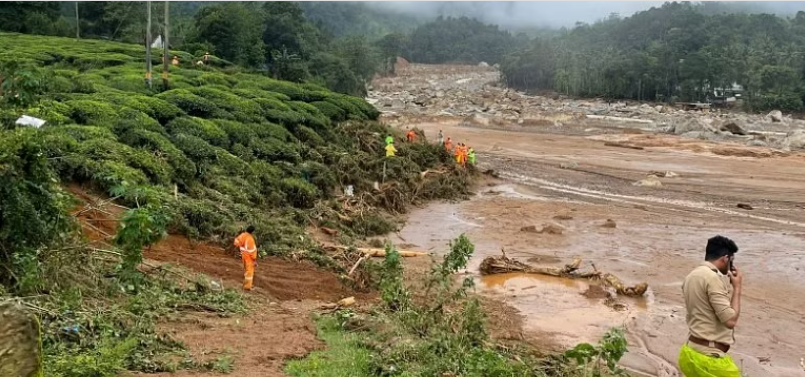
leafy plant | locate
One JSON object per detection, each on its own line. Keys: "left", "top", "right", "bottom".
{"left": 563, "top": 328, "right": 629, "bottom": 376}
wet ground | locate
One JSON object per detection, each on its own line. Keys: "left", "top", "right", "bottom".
{"left": 389, "top": 120, "right": 805, "bottom": 377}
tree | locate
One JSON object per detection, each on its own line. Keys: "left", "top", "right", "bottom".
{"left": 192, "top": 2, "right": 265, "bottom": 67}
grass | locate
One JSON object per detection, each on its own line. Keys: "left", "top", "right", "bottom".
{"left": 285, "top": 315, "right": 373, "bottom": 377}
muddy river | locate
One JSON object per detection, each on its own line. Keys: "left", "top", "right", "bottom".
{"left": 391, "top": 120, "right": 805, "bottom": 377}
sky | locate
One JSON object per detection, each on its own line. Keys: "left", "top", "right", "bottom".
{"left": 367, "top": 1, "right": 805, "bottom": 29}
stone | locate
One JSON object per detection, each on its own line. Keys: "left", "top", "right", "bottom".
{"left": 520, "top": 225, "right": 538, "bottom": 233}
{"left": 633, "top": 175, "right": 662, "bottom": 187}
{"left": 719, "top": 120, "right": 747, "bottom": 135}
{"left": 0, "top": 302, "right": 41, "bottom": 377}
{"left": 478, "top": 61, "right": 489, "bottom": 67}
{"left": 671, "top": 118, "right": 716, "bottom": 135}
{"left": 559, "top": 161, "right": 578, "bottom": 169}
{"left": 782, "top": 130, "right": 805, "bottom": 150}
{"left": 747, "top": 139, "right": 768, "bottom": 147}
{"left": 602, "top": 219, "right": 617, "bottom": 228}
{"left": 737, "top": 203, "right": 753, "bottom": 210}
{"left": 539, "top": 223, "right": 565, "bottom": 235}
{"left": 768, "top": 110, "right": 784, "bottom": 122}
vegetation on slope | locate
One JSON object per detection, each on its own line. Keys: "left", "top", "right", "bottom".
{"left": 501, "top": 2, "right": 805, "bottom": 111}
{"left": 286, "top": 238, "right": 629, "bottom": 377}
{"left": 0, "top": 32, "right": 471, "bottom": 376}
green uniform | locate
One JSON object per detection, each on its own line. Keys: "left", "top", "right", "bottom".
{"left": 385, "top": 135, "right": 393, "bottom": 145}
{"left": 468, "top": 149, "right": 476, "bottom": 165}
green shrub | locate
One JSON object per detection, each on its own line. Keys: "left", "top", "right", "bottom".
{"left": 294, "top": 125, "right": 326, "bottom": 147}
{"left": 212, "top": 119, "right": 256, "bottom": 146}
{"left": 280, "top": 178, "right": 320, "bottom": 208}
{"left": 45, "top": 124, "right": 115, "bottom": 142}
{"left": 118, "top": 128, "right": 197, "bottom": 182}
{"left": 249, "top": 137, "right": 301, "bottom": 162}
{"left": 311, "top": 101, "right": 347, "bottom": 122}
{"left": 72, "top": 53, "right": 133, "bottom": 70}
{"left": 187, "top": 86, "right": 264, "bottom": 123}
{"left": 196, "top": 72, "right": 235, "bottom": 87}
{"left": 155, "top": 89, "right": 228, "bottom": 119}
{"left": 112, "top": 107, "right": 165, "bottom": 135}
{"left": 171, "top": 133, "right": 218, "bottom": 161}
{"left": 165, "top": 117, "right": 229, "bottom": 147}
{"left": 64, "top": 99, "right": 118, "bottom": 125}
{"left": 91, "top": 93, "right": 183, "bottom": 123}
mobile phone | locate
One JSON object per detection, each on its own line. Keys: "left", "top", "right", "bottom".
{"left": 729, "top": 255, "right": 736, "bottom": 273}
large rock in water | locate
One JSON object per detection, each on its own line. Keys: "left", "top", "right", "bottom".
{"left": 782, "top": 130, "right": 805, "bottom": 150}
{"left": 0, "top": 302, "right": 41, "bottom": 377}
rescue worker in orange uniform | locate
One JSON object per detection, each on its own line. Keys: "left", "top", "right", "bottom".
{"left": 233, "top": 225, "right": 258, "bottom": 291}
{"left": 406, "top": 129, "right": 416, "bottom": 143}
{"left": 454, "top": 143, "right": 463, "bottom": 164}
{"left": 444, "top": 137, "right": 452, "bottom": 152}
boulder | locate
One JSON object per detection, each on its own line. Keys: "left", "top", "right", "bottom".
{"left": 768, "top": 110, "right": 784, "bottom": 122}
{"left": 671, "top": 118, "right": 716, "bottom": 135}
{"left": 781, "top": 130, "right": 805, "bottom": 150}
{"left": 633, "top": 175, "right": 662, "bottom": 187}
{"left": 0, "top": 302, "right": 41, "bottom": 377}
{"left": 747, "top": 139, "right": 768, "bottom": 147}
{"left": 478, "top": 61, "right": 489, "bottom": 67}
{"left": 718, "top": 120, "right": 747, "bottom": 135}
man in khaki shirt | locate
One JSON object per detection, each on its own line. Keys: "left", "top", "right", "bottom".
{"left": 678, "top": 235, "right": 743, "bottom": 377}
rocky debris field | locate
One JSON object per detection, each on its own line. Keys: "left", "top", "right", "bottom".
{"left": 368, "top": 63, "right": 805, "bottom": 151}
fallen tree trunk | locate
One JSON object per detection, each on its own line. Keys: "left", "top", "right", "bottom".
{"left": 479, "top": 254, "right": 648, "bottom": 297}
{"left": 357, "top": 248, "right": 428, "bottom": 257}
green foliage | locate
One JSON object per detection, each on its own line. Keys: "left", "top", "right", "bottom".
{"left": 281, "top": 177, "right": 320, "bottom": 208}
{"left": 563, "top": 328, "right": 629, "bottom": 376}
{"left": 405, "top": 16, "right": 517, "bottom": 65}
{"left": 0, "top": 60, "right": 52, "bottom": 109}
{"left": 166, "top": 117, "right": 229, "bottom": 148}
{"left": 0, "top": 128, "right": 74, "bottom": 293}
{"left": 500, "top": 3, "right": 805, "bottom": 110}
{"left": 155, "top": 89, "right": 228, "bottom": 119}
{"left": 114, "top": 206, "right": 169, "bottom": 278}
{"left": 378, "top": 243, "right": 409, "bottom": 311}
{"left": 191, "top": 2, "right": 265, "bottom": 67}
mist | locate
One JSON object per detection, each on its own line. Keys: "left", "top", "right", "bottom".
{"left": 367, "top": 1, "right": 805, "bottom": 29}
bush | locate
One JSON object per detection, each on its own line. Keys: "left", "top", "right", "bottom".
{"left": 249, "top": 136, "right": 301, "bottom": 162}
{"left": 155, "top": 89, "right": 228, "bottom": 119}
{"left": 91, "top": 93, "right": 183, "bottom": 123}
{"left": 187, "top": 86, "right": 264, "bottom": 123}
{"left": 294, "top": 125, "right": 326, "bottom": 147}
{"left": 311, "top": 101, "right": 347, "bottom": 122}
{"left": 166, "top": 117, "right": 229, "bottom": 147}
{"left": 171, "top": 133, "right": 218, "bottom": 161}
{"left": 280, "top": 177, "right": 320, "bottom": 208}
{"left": 112, "top": 107, "right": 165, "bottom": 135}
{"left": 64, "top": 99, "right": 118, "bottom": 125}
{"left": 118, "top": 129, "right": 197, "bottom": 183}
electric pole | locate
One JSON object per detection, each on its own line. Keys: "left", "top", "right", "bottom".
{"left": 75, "top": 2, "right": 80, "bottom": 41}
{"left": 162, "top": 1, "right": 170, "bottom": 89}
{"left": 145, "top": 1, "right": 152, "bottom": 89}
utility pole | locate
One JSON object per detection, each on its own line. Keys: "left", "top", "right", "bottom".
{"left": 75, "top": 2, "right": 80, "bottom": 41}
{"left": 162, "top": 1, "right": 170, "bottom": 89}
{"left": 145, "top": 1, "right": 152, "bottom": 89}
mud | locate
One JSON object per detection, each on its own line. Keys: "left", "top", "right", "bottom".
{"left": 378, "top": 68, "right": 805, "bottom": 375}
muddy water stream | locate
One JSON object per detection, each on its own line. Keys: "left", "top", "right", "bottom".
{"left": 394, "top": 180, "right": 805, "bottom": 377}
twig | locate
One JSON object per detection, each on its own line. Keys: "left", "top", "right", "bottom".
{"left": 348, "top": 256, "right": 367, "bottom": 277}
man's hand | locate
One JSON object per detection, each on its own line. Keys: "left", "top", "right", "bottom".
{"left": 729, "top": 265, "right": 743, "bottom": 288}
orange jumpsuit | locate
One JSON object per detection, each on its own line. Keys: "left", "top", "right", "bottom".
{"left": 233, "top": 232, "right": 258, "bottom": 290}
{"left": 454, "top": 145, "right": 462, "bottom": 163}
{"left": 406, "top": 130, "right": 416, "bottom": 142}
{"left": 444, "top": 139, "right": 452, "bottom": 152}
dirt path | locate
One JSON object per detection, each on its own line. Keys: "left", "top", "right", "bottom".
{"left": 70, "top": 185, "right": 364, "bottom": 376}
{"left": 390, "top": 120, "right": 805, "bottom": 377}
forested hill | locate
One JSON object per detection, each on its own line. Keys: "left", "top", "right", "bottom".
{"left": 4, "top": 1, "right": 805, "bottom": 112}
{"left": 500, "top": 2, "right": 805, "bottom": 112}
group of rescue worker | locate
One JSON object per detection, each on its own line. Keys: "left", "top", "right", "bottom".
{"left": 384, "top": 128, "right": 476, "bottom": 167}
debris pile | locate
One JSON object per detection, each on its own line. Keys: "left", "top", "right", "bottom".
{"left": 479, "top": 254, "right": 649, "bottom": 297}
{"left": 370, "top": 63, "right": 805, "bottom": 151}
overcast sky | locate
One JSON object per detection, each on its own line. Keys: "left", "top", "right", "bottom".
{"left": 368, "top": 1, "right": 805, "bottom": 29}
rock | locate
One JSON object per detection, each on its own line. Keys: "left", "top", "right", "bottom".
{"left": 633, "top": 175, "right": 662, "bottom": 187}
{"left": 719, "top": 120, "right": 747, "bottom": 135}
{"left": 390, "top": 98, "right": 404, "bottom": 109}
{"left": 602, "top": 219, "right": 617, "bottom": 228}
{"left": 768, "top": 110, "right": 784, "bottom": 122}
{"left": 553, "top": 214, "right": 574, "bottom": 221}
{"left": 648, "top": 171, "right": 679, "bottom": 178}
{"left": 747, "top": 139, "right": 768, "bottom": 147}
{"left": 737, "top": 203, "right": 753, "bottom": 210}
{"left": 539, "top": 223, "right": 565, "bottom": 235}
{"left": 0, "top": 302, "right": 41, "bottom": 377}
{"left": 478, "top": 61, "right": 489, "bottom": 67}
{"left": 520, "top": 225, "right": 538, "bottom": 233}
{"left": 559, "top": 161, "right": 578, "bottom": 169}
{"left": 435, "top": 91, "right": 445, "bottom": 98}
{"left": 671, "top": 118, "right": 716, "bottom": 135}
{"left": 782, "top": 130, "right": 805, "bottom": 150}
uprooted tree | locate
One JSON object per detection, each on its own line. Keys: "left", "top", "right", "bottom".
{"left": 479, "top": 253, "right": 649, "bottom": 297}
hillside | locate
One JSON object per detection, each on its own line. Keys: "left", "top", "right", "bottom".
{"left": 0, "top": 33, "right": 471, "bottom": 375}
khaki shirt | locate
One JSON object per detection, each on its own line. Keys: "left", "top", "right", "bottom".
{"left": 682, "top": 262, "right": 736, "bottom": 356}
